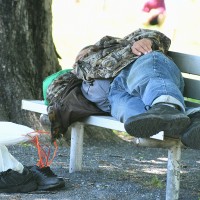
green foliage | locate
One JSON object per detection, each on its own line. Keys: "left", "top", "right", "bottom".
{"left": 113, "top": 130, "right": 133, "bottom": 141}
{"left": 149, "top": 175, "right": 164, "bottom": 189}
{"left": 184, "top": 97, "right": 200, "bottom": 104}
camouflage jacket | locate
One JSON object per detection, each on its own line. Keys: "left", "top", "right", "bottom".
{"left": 72, "top": 28, "right": 171, "bottom": 81}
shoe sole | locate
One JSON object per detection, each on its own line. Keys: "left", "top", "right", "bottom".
{"left": 37, "top": 181, "right": 65, "bottom": 190}
{"left": 181, "top": 126, "right": 200, "bottom": 149}
{"left": 124, "top": 113, "right": 190, "bottom": 138}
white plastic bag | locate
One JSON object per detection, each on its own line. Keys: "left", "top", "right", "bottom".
{"left": 0, "top": 122, "right": 38, "bottom": 146}
{"left": 0, "top": 145, "right": 24, "bottom": 172}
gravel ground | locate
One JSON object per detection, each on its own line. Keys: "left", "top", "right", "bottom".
{"left": 1, "top": 133, "right": 200, "bottom": 200}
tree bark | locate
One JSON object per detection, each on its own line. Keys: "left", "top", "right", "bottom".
{"left": 0, "top": 0, "right": 61, "bottom": 128}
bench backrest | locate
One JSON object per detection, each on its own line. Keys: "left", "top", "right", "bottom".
{"left": 168, "top": 51, "right": 200, "bottom": 107}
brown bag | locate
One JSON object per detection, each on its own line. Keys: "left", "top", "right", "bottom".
{"left": 48, "top": 85, "right": 108, "bottom": 142}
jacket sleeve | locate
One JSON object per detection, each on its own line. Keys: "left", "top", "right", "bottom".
{"left": 124, "top": 28, "right": 171, "bottom": 54}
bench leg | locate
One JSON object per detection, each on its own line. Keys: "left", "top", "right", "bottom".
{"left": 166, "top": 141, "right": 182, "bottom": 200}
{"left": 69, "top": 123, "right": 84, "bottom": 173}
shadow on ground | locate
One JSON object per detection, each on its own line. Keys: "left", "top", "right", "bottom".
{"left": 1, "top": 128, "right": 200, "bottom": 200}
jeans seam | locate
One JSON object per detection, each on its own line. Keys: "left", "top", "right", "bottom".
{"left": 153, "top": 52, "right": 168, "bottom": 96}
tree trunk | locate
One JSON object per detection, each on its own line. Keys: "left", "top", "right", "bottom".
{"left": 0, "top": 0, "right": 61, "bottom": 128}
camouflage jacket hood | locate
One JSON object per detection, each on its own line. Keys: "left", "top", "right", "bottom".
{"left": 72, "top": 28, "right": 171, "bottom": 81}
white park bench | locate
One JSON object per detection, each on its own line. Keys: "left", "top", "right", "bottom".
{"left": 21, "top": 51, "right": 200, "bottom": 200}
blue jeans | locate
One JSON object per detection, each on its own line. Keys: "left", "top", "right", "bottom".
{"left": 108, "top": 51, "right": 185, "bottom": 123}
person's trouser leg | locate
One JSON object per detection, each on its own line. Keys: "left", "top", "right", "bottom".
{"left": 108, "top": 64, "right": 146, "bottom": 122}
{"left": 126, "top": 51, "right": 185, "bottom": 108}
{"left": 109, "top": 51, "right": 185, "bottom": 121}
{"left": 0, "top": 145, "right": 24, "bottom": 173}
{"left": 109, "top": 51, "right": 190, "bottom": 137}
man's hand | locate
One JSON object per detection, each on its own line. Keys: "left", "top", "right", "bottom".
{"left": 131, "top": 38, "right": 152, "bottom": 56}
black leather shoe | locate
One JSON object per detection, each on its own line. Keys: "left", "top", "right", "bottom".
{"left": 0, "top": 167, "right": 37, "bottom": 193}
{"left": 29, "top": 165, "right": 65, "bottom": 190}
{"left": 181, "top": 111, "right": 200, "bottom": 149}
{"left": 124, "top": 104, "right": 190, "bottom": 138}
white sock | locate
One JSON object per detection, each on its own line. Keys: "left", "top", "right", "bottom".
{"left": 152, "top": 95, "right": 185, "bottom": 111}
{"left": 159, "top": 103, "right": 179, "bottom": 110}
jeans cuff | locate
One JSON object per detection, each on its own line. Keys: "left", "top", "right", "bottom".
{"left": 152, "top": 95, "right": 185, "bottom": 112}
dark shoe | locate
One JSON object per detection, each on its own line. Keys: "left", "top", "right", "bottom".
{"left": 124, "top": 104, "right": 190, "bottom": 138}
{"left": 0, "top": 167, "right": 37, "bottom": 193}
{"left": 181, "top": 112, "right": 200, "bottom": 149}
{"left": 29, "top": 165, "right": 65, "bottom": 190}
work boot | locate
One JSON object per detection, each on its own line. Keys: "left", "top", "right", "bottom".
{"left": 0, "top": 167, "right": 37, "bottom": 193}
{"left": 29, "top": 165, "right": 65, "bottom": 190}
{"left": 181, "top": 111, "right": 200, "bottom": 149}
{"left": 124, "top": 104, "right": 190, "bottom": 138}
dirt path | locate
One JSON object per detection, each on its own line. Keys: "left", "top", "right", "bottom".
{"left": 1, "top": 135, "right": 199, "bottom": 200}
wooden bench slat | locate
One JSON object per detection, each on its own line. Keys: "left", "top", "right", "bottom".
{"left": 185, "top": 100, "right": 200, "bottom": 108}
{"left": 168, "top": 51, "right": 200, "bottom": 75}
{"left": 81, "top": 115, "right": 126, "bottom": 132}
{"left": 21, "top": 100, "right": 47, "bottom": 114}
{"left": 183, "top": 78, "right": 200, "bottom": 100}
